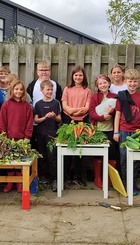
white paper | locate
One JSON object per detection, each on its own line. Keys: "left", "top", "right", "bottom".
{"left": 95, "top": 98, "right": 117, "bottom": 116}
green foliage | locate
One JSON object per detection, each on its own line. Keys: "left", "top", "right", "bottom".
{"left": 120, "top": 133, "right": 140, "bottom": 150}
{"left": 106, "top": 0, "right": 140, "bottom": 44}
{"left": 47, "top": 122, "right": 108, "bottom": 154}
{"left": 0, "top": 132, "right": 42, "bottom": 163}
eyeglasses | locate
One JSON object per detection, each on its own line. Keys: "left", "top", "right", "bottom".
{"left": 38, "top": 69, "right": 50, "bottom": 72}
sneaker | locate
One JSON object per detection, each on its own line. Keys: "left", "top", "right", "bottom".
{"left": 51, "top": 180, "right": 57, "bottom": 192}
{"left": 72, "top": 179, "right": 82, "bottom": 187}
{"left": 123, "top": 183, "right": 138, "bottom": 196}
{"left": 39, "top": 177, "right": 50, "bottom": 185}
{"left": 64, "top": 180, "right": 71, "bottom": 189}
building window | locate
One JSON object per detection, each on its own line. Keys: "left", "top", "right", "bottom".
{"left": 17, "top": 25, "right": 33, "bottom": 44}
{"left": 0, "top": 18, "right": 4, "bottom": 43}
{"left": 27, "top": 29, "right": 33, "bottom": 44}
{"left": 49, "top": 36, "right": 57, "bottom": 44}
{"left": 43, "top": 34, "right": 49, "bottom": 43}
{"left": 43, "top": 34, "right": 57, "bottom": 44}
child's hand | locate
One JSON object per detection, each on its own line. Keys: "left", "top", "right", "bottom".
{"left": 104, "top": 114, "right": 111, "bottom": 120}
{"left": 73, "top": 107, "right": 86, "bottom": 116}
{"left": 45, "top": 112, "right": 53, "bottom": 118}
{"left": 79, "top": 107, "right": 87, "bottom": 114}
{"left": 113, "top": 133, "right": 120, "bottom": 142}
{"left": 105, "top": 105, "right": 114, "bottom": 114}
{"left": 51, "top": 111, "right": 56, "bottom": 118}
{"left": 45, "top": 111, "right": 56, "bottom": 119}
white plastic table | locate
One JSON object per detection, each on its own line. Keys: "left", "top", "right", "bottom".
{"left": 57, "top": 143, "right": 109, "bottom": 198}
{"left": 126, "top": 146, "right": 140, "bottom": 205}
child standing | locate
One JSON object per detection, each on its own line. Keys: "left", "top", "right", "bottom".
{"left": 0, "top": 80, "right": 33, "bottom": 192}
{"left": 114, "top": 69, "right": 140, "bottom": 195}
{"left": 62, "top": 66, "right": 91, "bottom": 186}
{"left": 62, "top": 66, "right": 91, "bottom": 123}
{"left": 110, "top": 64, "right": 127, "bottom": 94}
{"left": 89, "top": 74, "right": 117, "bottom": 188}
{"left": 109, "top": 64, "right": 127, "bottom": 174}
{"left": 34, "top": 80, "right": 62, "bottom": 192}
{"left": 5, "top": 73, "right": 32, "bottom": 105}
{"left": 3, "top": 73, "right": 18, "bottom": 100}
{"left": 27, "top": 61, "right": 62, "bottom": 150}
{"left": 0, "top": 90, "right": 3, "bottom": 108}
{"left": 0, "top": 66, "right": 11, "bottom": 101}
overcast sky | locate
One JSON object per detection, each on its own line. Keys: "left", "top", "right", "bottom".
{"left": 10, "top": 0, "right": 140, "bottom": 44}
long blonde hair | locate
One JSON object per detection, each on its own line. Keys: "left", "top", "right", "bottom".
{"left": 8, "top": 80, "right": 27, "bottom": 101}
{"left": 110, "top": 64, "right": 125, "bottom": 74}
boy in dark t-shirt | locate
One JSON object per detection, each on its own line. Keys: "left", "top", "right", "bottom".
{"left": 34, "top": 80, "right": 62, "bottom": 192}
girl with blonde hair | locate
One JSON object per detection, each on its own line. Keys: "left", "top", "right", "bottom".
{"left": 0, "top": 80, "right": 33, "bottom": 193}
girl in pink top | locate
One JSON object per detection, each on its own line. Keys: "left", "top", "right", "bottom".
{"left": 62, "top": 66, "right": 92, "bottom": 186}
{"left": 62, "top": 66, "right": 91, "bottom": 123}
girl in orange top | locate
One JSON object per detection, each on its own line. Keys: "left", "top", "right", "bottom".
{"left": 62, "top": 66, "right": 91, "bottom": 123}
{"left": 62, "top": 66, "right": 92, "bottom": 186}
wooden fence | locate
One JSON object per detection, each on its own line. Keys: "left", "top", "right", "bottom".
{"left": 0, "top": 43, "right": 140, "bottom": 91}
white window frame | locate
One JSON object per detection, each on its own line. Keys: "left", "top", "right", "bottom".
{"left": 43, "top": 34, "right": 49, "bottom": 43}
{"left": 0, "top": 18, "right": 4, "bottom": 43}
{"left": 17, "top": 25, "right": 33, "bottom": 44}
{"left": 48, "top": 36, "right": 57, "bottom": 44}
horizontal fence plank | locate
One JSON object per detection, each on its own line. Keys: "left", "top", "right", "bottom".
{"left": 0, "top": 43, "right": 140, "bottom": 91}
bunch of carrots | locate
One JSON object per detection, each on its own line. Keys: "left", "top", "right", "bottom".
{"left": 73, "top": 121, "right": 95, "bottom": 139}
{"left": 47, "top": 121, "right": 108, "bottom": 152}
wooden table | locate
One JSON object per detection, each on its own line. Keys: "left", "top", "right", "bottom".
{"left": 0, "top": 158, "right": 38, "bottom": 210}
{"left": 126, "top": 147, "right": 140, "bottom": 205}
{"left": 57, "top": 143, "right": 109, "bottom": 198}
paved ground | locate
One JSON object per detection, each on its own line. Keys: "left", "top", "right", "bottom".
{"left": 0, "top": 182, "right": 140, "bottom": 245}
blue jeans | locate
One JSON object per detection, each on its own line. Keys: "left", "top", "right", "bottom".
{"left": 119, "top": 131, "right": 140, "bottom": 186}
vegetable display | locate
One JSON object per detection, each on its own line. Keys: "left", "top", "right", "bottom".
{"left": 120, "top": 130, "right": 140, "bottom": 150}
{"left": 0, "top": 132, "right": 42, "bottom": 163}
{"left": 48, "top": 121, "right": 108, "bottom": 152}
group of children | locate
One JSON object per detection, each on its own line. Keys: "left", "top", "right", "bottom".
{"left": 0, "top": 63, "right": 140, "bottom": 195}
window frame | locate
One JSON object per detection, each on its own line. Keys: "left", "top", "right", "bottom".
{"left": 0, "top": 18, "right": 4, "bottom": 43}
{"left": 17, "top": 25, "right": 34, "bottom": 44}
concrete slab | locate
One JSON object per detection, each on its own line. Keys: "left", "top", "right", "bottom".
{"left": 0, "top": 183, "right": 139, "bottom": 244}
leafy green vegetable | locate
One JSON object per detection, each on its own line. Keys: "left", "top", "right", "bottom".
{"left": 48, "top": 122, "right": 108, "bottom": 153}
{"left": 0, "top": 132, "right": 42, "bottom": 163}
